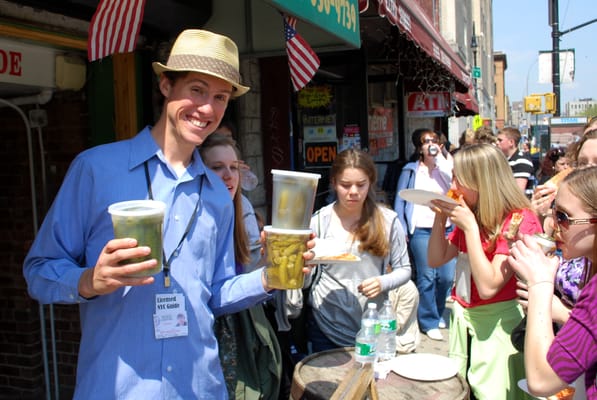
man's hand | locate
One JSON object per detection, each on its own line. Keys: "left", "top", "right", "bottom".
{"left": 78, "top": 238, "right": 157, "bottom": 298}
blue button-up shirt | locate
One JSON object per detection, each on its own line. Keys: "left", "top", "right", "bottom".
{"left": 23, "top": 127, "right": 270, "bottom": 399}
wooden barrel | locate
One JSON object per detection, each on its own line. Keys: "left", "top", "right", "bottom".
{"left": 291, "top": 347, "right": 469, "bottom": 400}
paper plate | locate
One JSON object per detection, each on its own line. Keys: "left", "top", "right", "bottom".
{"left": 398, "top": 189, "right": 458, "bottom": 207}
{"left": 518, "top": 379, "right": 546, "bottom": 399}
{"left": 391, "top": 353, "right": 458, "bottom": 381}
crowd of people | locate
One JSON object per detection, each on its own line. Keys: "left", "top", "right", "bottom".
{"left": 21, "top": 27, "right": 596, "bottom": 400}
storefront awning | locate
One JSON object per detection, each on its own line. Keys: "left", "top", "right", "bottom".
{"left": 377, "top": 0, "right": 471, "bottom": 91}
{"left": 453, "top": 89, "right": 479, "bottom": 116}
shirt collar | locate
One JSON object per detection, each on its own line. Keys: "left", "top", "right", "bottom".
{"left": 128, "top": 127, "right": 216, "bottom": 184}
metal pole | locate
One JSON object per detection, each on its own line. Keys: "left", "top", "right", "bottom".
{"left": 551, "top": 0, "right": 560, "bottom": 116}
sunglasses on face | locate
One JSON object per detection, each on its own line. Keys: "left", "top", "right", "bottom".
{"left": 552, "top": 207, "right": 597, "bottom": 230}
{"left": 421, "top": 137, "right": 438, "bottom": 144}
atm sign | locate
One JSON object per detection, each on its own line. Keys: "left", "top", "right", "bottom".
{"left": 304, "top": 141, "right": 337, "bottom": 167}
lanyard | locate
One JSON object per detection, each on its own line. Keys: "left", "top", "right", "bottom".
{"left": 144, "top": 161, "right": 203, "bottom": 287}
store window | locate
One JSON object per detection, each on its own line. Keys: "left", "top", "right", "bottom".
{"left": 367, "top": 80, "right": 399, "bottom": 162}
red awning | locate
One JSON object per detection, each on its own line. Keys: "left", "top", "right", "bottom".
{"left": 377, "top": 0, "right": 471, "bottom": 91}
{"left": 453, "top": 89, "right": 479, "bottom": 116}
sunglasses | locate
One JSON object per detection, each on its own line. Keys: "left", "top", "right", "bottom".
{"left": 421, "top": 137, "right": 438, "bottom": 144}
{"left": 553, "top": 207, "right": 597, "bottom": 230}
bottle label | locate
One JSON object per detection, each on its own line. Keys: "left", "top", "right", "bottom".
{"left": 374, "top": 322, "right": 381, "bottom": 335}
{"left": 355, "top": 342, "right": 376, "bottom": 356}
{"left": 380, "top": 319, "right": 397, "bottom": 331}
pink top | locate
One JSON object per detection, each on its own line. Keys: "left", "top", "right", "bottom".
{"left": 548, "top": 274, "right": 597, "bottom": 399}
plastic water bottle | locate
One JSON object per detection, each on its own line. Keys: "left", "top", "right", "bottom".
{"left": 355, "top": 303, "right": 380, "bottom": 364}
{"left": 378, "top": 300, "right": 397, "bottom": 361}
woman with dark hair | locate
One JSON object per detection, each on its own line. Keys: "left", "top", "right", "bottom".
{"left": 536, "top": 147, "right": 570, "bottom": 185}
{"left": 306, "top": 149, "right": 417, "bottom": 354}
{"left": 394, "top": 128, "right": 455, "bottom": 341}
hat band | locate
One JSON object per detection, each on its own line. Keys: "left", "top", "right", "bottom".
{"left": 167, "top": 54, "right": 241, "bottom": 84}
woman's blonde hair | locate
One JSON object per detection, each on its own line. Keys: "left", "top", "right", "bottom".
{"left": 560, "top": 166, "right": 597, "bottom": 282}
{"left": 330, "top": 149, "right": 388, "bottom": 257}
{"left": 453, "top": 144, "right": 531, "bottom": 247}
{"left": 199, "top": 133, "right": 251, "bottom": 266}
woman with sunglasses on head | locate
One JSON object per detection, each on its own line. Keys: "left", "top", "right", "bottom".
{"left": 508, "top": 166, "right": 597, "bottom": 399}
{"left": 428, "top": 144, "right": 542, "bottom": 400}
{"left": 527, "top": 132, "right": 595, "bottom": 320}
{"left": 394, "top": 128, "right": 455, "bottom": 341}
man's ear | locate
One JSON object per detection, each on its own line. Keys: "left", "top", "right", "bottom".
{"left": 159, "top": 75, "right": 171, "bottom": 98}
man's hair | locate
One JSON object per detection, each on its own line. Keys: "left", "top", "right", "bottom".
{"left": 498, "top": 127, "right": 522, "bottom": 145}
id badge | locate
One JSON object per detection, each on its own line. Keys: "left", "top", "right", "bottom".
{"left": 153, "top": 293, "right": 188, "bottom": 339}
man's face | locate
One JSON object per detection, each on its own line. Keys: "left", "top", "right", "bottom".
{"left": 160, "top": 72, "right": 233, "bottom": 146}
{"left": 496, "top": 133, "right": 513, "bottom": 155}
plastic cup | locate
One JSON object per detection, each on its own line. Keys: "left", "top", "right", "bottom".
{"left": 532, "top": 233, "right": 557, "bottom": 255}
{"left": 271, "top": 169, "right": 321, "bottom": 229}
{"left": 264, "top": 226, "right": 311, "bottom": 289}
{"left": 108, "top": 200, "right": 166, "bottom": 277}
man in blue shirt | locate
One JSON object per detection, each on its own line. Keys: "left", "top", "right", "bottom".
{"left": 23, "top": 29, "right": 313, "bottom": 399}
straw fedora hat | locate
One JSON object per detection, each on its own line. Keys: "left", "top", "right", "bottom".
{"left": 152, "top": 29, "right": 250, "bottom": 98}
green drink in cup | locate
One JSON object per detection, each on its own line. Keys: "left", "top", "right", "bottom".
{"left": 108, "top": 200, "right": 166, "bottom": 277}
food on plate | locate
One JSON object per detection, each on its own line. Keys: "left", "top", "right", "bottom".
{"left": 547, "top": 386, "right": 575, "bottom": 400}
{"left": 504, "top": 212, "right": 524, "bottom": 241}
{"left": 544, "top": 168, "right": 573, "bottom": 189}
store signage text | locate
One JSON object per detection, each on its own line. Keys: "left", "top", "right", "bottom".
{"left": 266, "top": 0, "right": 360, "bottom": 48}
{"left": 0, "top": 49, "right": 22, "bottom": 76}
{"left": 0, "top": 38, "right": 56, "bottom": 88}
{"left": 406, "top": 92, "right": 450, "bottom": 117}
{"left": 304, "top": 141, "right": 337, "bottom": 167}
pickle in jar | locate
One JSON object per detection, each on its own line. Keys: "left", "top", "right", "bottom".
{"left": 264, "top": 226, "right": 311, "bottom": 289}
{"left": 108, "top": 200, "right": 165, "bottom": 277}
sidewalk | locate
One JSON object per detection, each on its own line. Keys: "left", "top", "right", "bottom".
{"left": 415, "top": 300, "right": 452, "bottom": 356}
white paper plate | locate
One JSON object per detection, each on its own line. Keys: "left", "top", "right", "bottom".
{"left": 398, "top": 189, "right": 458, "bottom": 207}
{"left": 391, "top": 353, "right": 458, "bottom": 381}
{"left": 518, "top": 379, "right": 546, "bottom": 399}
{"left": 518, "top": 379, "right": 584, "bottom": 400}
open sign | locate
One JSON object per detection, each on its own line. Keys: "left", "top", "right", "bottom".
{"left": 304, "top": 141, "right": 337, "bottom": 167}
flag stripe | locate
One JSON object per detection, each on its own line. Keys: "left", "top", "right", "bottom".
{"left": 88, "top": 0, "right": 146, "bottom": 61}
{"left": 283, "top": 14, "right": 320, "bottom": 91}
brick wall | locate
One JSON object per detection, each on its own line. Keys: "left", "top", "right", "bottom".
{"left": 0, "top": 91, "right": 88, "bottom": 399}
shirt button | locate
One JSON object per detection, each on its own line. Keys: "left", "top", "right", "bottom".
{"left": 166, "top": 365, "right": 172, "bottom": 372}
{"left": 174, "top": 215, "right": 180, "bottom": 221}
{"left": 69, "top": 294, "right": 75, "bottom": 299}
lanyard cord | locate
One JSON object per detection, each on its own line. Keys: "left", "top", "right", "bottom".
{"left": 144, "top": 161, "right": 203, "bottom": 286}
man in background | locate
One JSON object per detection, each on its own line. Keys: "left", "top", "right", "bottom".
{"left": 496, "top": 127, "right": 535, "bottom": 193}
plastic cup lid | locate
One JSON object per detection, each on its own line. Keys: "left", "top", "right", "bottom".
{"left": 263, "top": 225, "right": 312, "bottom": 235}
{"left": 271, "top": 169, "right": 321, "bottom": 180}
{"left": 108, "top": 200, "right": 166, "bottom": 217}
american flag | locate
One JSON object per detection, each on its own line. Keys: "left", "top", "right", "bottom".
{"left": 88, "top": 0, "right": 146, "bottom": 62}
{"left": 283, "top": 15, "right": 320, "bottom": 91}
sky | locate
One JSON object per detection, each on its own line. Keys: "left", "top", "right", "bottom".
{"left": 493, "top": 0, "right": 597, "bottom": 112}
